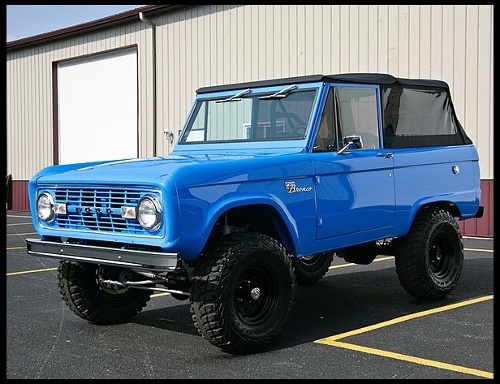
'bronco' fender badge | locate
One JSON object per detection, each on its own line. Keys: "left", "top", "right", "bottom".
{"left": 285, "top": 182, "right": 312, "bottom": 193}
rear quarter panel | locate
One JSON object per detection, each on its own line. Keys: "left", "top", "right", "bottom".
{"left": 392, "top": 145, "right": 481, "bottom": 235}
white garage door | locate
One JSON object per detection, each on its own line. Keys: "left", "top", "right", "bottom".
{"left": 57, "top": 48, "right": 138, "bottom": 164}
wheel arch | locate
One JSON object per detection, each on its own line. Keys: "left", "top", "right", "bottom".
{"left": 207, "top": 200, "right": 298, "bottom": 255}
{"left": 404, "top": 200, "right": 461, "bottom": 234}
{"left": 178, "top": 190, "right": 301, "bottom": 260}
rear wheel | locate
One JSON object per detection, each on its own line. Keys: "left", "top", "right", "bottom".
{"left": 58, "top": 261, "right": 152, "bottom": 324}
{"left": 394, "top": 209, "right": 463, "bottom": 300}
{"left": 190, "top": 232, "right": 296, "bottom": 354}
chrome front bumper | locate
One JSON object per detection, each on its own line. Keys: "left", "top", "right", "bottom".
{"left": 26, "top": 238, "right": 179, "bottom": 271}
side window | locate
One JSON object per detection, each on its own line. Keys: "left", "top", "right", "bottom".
{"left": 382, "top": 86, "right": 468, "bottom": 148}
{"left": 336, "top": 87, "right": 380, "bottom": 149}
{"left": 313, "top": 88, "right": 337, "bottom": 152}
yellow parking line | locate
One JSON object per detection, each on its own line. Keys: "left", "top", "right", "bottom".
{"left": 6, "top": 267, "right": 174, "bottom": 297}
{"left": 6, "top": 232, "right": 36, "bottom": 237}
{"left": 464, "top": 247, "right": 493, "bottom": 253}
{"left": 7, "top": 246, "right": 26, "bottom": 250}
{"left": 7, "top": 222, "right": 33, "bottom": 226}
{"left": 7, "top": 267, "right": 58, "bottom": 276}
{"left": 329, "top": 256, "right": 394, "bottom": 270}
{"left": 327, "top": 341, "right": 492, "bottom": 379}
{"left": 152, "top": 292, "right": 171, "bottom": 298}
{"left": 6, "top": 214, "right": 31, "bottom": 218}
{"left": 315, "top": 295, "right": 494, "bottom": 379}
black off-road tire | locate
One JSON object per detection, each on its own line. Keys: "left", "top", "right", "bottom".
{"left": 189, "top": 232, "right": 296, "bottom": 355}
{"left": 58, "top": 261, "right": 152, "bottom": 324}
{"left": 294, "top": 252, "right": 334, "bottom": 284}
{"left": 394, "top": 209, "right": 464, "bottom": 300}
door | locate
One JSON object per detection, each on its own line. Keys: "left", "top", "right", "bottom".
{"left": 313, "top": 85, "right": 395, "bottom": 240}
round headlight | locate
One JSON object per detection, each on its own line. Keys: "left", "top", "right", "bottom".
{"left": 137, "top": 196, "right": 161, "bottom": 230}
{"left": 37, "top": 193, "right": 55, "bottom": 221}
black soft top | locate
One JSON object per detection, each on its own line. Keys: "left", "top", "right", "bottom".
{"left": 196, "top": 73, "right": 471, "bottom": 148}
{"left": 196, "top": 73, "right": 450, "bottom": 94}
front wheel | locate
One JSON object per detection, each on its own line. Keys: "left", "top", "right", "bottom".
{"left": 190, "top": 233, "right": 296, "bottom": 354}
{"left": 57, "top": 261, "right": 152, "bottom": 324}
{"left": 394, "top": 209, "right": 464, "bottom": 300}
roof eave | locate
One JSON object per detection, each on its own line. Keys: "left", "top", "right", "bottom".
{"left": 7, "top": 5, "right": 193, "bottom": 52}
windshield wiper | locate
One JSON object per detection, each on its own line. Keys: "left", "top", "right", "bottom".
{"left": 216, "top": 88, "right": 251, "bottom": 103}
{"left": 258, "top": 84, "right": 297, "bottom": 100}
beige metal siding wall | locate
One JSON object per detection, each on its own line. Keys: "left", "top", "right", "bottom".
{"left": 6, "top": 22, "right": 155, "bottom": 182}
{"left": 7, "top": 49, "right": 53, "bottom": 181}
{"left": 154, "top": 4, "right": 493, "bottom": 181}
{"left": 6, "top": 4, "right": 493, "bottom": 236}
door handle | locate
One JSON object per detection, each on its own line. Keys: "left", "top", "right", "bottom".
{"left": 377, "top": 152, "right": 393, "bottom": 159}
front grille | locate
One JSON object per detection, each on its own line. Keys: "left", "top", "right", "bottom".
{"left": 41, "top": 185, "right": 161, "bottom": 235}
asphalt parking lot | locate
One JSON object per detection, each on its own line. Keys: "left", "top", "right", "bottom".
{"left": 6, "top": 210, "right": 494, "bottom": 379}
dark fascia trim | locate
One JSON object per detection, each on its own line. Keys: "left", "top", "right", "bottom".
{"left": 197, "top": 73, "right": 450, "bottom": 94}
{"left": 6, "top": 5, "right": 193, "bottom": 52}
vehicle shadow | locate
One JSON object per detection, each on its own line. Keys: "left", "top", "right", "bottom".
{"left": 273, "top": 256, "right": 493, "bottom": 352}
{"left": 130, "top": 257, "right": 493, "bottom": 353}
{"left": 131, "top": 296, "right": 198, "bottom": 336}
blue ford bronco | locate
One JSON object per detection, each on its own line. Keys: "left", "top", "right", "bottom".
{"left": 26, "top": 73, "right": 483, "bottom": 354}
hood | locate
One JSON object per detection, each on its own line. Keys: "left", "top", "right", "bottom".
{"left": 33, "top": 150, "right": 315, "bottom": 192}
{"left": 33, "top": 153, "right": 271, "bottom": 185}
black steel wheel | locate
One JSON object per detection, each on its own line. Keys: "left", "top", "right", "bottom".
{"left": 394, "top": 208, "right": 464, "bottom": 300}
{"left": 57, "top": 261, "right": 152, "bottom": 324}
{"left": 190, "top": 232, "right": 296, "bottom": 354}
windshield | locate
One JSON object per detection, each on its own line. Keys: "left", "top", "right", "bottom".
{"left": 178, "top": 88, "right": 318, "bottom": 144}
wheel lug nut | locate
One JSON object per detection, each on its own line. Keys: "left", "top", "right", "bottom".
{"left": 250, "top": 287, "right": 261, "bottom": 300}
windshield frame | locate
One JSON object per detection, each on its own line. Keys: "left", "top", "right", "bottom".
{"left": 174, "top": 82, "right": 323, "bottom": 151}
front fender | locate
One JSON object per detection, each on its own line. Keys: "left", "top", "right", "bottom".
{"left": 177, "top": 191, "right": 299, "bottom": 259}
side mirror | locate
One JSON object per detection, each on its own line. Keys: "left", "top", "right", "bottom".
{"left": 163, "top": 129, "right": 174, "bottom": 144}
{"left": 338, "top": 135, "right": 363, "bottom": 154}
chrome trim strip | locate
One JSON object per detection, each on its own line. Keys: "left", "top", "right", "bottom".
{"left": 25, "top": 238, "right": 179, "bottom": 271}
